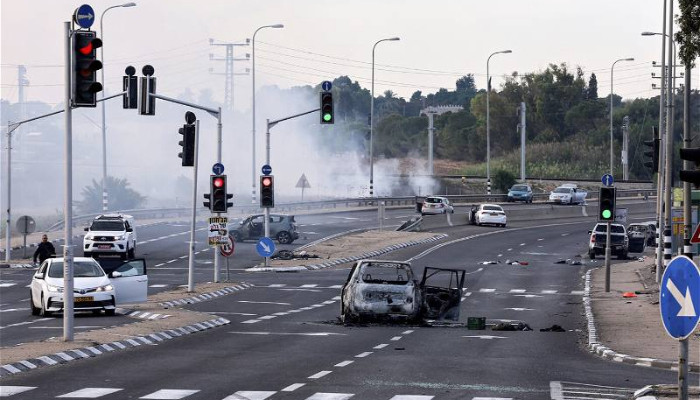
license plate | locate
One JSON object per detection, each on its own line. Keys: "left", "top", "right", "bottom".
{"left": 491, "top": 213, "right": 499, "bottom": 216}
{"left": 97, "top": 245, "right": 111, "bottom": 249}
{"left": 75, "top": 296, "right": 94, "bottom": 302}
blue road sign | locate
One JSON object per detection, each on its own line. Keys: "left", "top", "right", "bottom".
{"left": 256, "top": 237, "right": 276, "bottom": 257}
{"left": 74, "top": 4, "right": 96, "bottom": 29}
{"left": 322, "top": 81, "right": 332, "bottom": 91}
{"left": 262, "top": 164, "right": 272, "bottom": 175}
{"left": 660, "top": 255, "right": 700, "bottom": 339}
{"left": 601, "top": 174, "right": 614, "bottom": 187}
{"left": 212, "top": 163, "right": 225, "bottom": 175}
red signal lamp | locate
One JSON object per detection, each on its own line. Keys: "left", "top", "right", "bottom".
{"left": 261, "top": 177, "right": 272, "bottom": 187}
{"left": 213, "top": 177, "right": 225, "bottom": 188}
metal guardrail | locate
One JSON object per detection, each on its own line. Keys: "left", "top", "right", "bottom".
{"left": 46, "top": 188, "right": 657, "bottom": 231}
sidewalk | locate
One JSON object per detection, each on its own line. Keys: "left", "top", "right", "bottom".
{"left": 588, "top": 252, "right": 700, "bottom": 369}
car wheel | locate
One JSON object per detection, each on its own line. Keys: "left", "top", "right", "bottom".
{"left": 30, "top": 291, "right": 40, "bottom": 316}
{"left": 39, "top": 295, "right": 52, "bottom": 317}
{"left": 277, "top": 231, "right": 292, "bottom": 244}
{"left": 121, "top": 248, "right": 128, "bottom": 260}
{"left": 105, "top": 309, "right": 116, "bottom": 316}
{"left": 128, "top": 245, "right": 135, "bottom": 259}
{"left": 589, "top": 251, "right": 595, "bottom": 260}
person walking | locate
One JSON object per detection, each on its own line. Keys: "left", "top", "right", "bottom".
{"left": 33, "top": 234, "right": 56, "bottom": 264}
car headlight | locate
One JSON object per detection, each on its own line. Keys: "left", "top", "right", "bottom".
{"left": 84, "top": 234, "right": 93, "bottom": 240}
{"left": 47, "top": 285, "right": 63, "bottom": 293}
{"left": 114, "top": 235, "right": 125, "bottom": 240}
{"left": 95, "top": 284, "right": 114, "bottom": 292}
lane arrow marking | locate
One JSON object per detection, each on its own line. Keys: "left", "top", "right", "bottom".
{"left": 666, "top": 278, "right": 697, "bottom": 317}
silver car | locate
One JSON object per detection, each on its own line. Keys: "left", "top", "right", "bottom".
{"left": 421, "top": 196, "right": 454, "bottom": 215}
{"left": 231, "top": 214, "right": 299, "bottom": 244}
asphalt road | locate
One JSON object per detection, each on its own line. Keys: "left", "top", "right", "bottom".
{"left": 0, "top": 204, "right": 690, "bottom": 399}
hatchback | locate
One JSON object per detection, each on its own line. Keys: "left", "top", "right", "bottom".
{"left": 421, "top": 196, "right": 454, "bottom": 215}
{"left": 231, "top": 214, "right": 299, "bottom": 244}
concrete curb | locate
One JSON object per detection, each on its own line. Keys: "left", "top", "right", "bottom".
{"left": 0, "top": 282, "right": 253, "bottom": 378}
{"left": 583, "top": 268, "right": 700, "bottom": 373}
{"left": 246, "top": 233, "right": 449, "bottom": 272}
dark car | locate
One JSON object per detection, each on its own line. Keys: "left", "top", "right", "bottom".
{"left": 231, "top": 214, "right": 299, "bottom": 244}
{"left": 507, "top": 184, "right": 533, "bottom": 203}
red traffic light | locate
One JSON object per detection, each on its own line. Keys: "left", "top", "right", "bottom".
{"left": 261, "top": 177, "right": 272, "bottom": 187}
{"left": 213, "top": 177, "right": 225, "bottom": 188}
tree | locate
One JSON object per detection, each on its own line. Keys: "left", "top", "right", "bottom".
{"left": 675, "top": 0, "right": 700, "bottom": 69}
{"left": 76, "top": 177, "right": 146, "bottom": 214}
{"left": 587, "top": 73, "right": 598, "bottom": 99}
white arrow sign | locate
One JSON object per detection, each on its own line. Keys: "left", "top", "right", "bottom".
{"left": 260, "top": 242, "right": 271, "bottom": 253}
{"left": 77, "top": 13, "right": 94, "bottom": 20}
{"left": 666, "top": 278, "right": 697, "bottom": 317}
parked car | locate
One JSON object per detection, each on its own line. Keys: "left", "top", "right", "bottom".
{"left": 549, "top": 184, "right": 587, "bottom": 205}
{"left": 83, "top": 214, "right": 137, "bottom": 259}
{"left": 421, "top": 196, "right": 454, "bottom": 215}
{"left": 588, "top": 223, "right": 629, "bottom": 259}
{"left": 340, "top": 259, "right": 465, "bottom": 323}
{"left": 231, "top": 214, "right": 299, "bottom": 244}
{"left": 627, "top": 223, "right": 651, "bottom": 253}
{"left": 468, "top": 204, "right": 507, "bottom": 227}
{"left": 507, "top": 184, "right": 533, "bottom": 203}
{"left": 29, "top": 257, "right": 148, "bottom": 317}
{"left": 644, "top": 221, "right": 657, "bottom": 247}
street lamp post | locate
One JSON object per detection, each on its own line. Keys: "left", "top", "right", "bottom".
{"left": 251, "top": 24, "right": 283, "bottom": 205}
{"left": 486, "top": 50, "right": 512, "bottom": 195}
{"left": 369, "top": 37, "right": 399, "bottom": 198}
{"left": 609, "top": 57, "right": 634, "bottom": 175}
{"left": 99, "top": 2, "right": 136, "bottom": 212}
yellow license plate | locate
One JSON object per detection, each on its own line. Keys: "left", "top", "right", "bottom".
{"left": 75, "top": 296, "right": 94, "bottom": 302}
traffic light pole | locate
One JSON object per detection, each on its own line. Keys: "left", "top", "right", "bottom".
{"left": 605, "top": 221, "right": 611, "bottom": 292}
{"left": 187, "top": 120, "right": 200, "bottom": 292}
{"left": 63, "top": 21, "right": 75, "bottom": 342}
{"left": 148, "top": 93, "right": 223, "bottom": 284}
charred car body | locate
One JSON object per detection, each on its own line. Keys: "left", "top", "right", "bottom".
{"left": 340, "top": 260, "right": 465, "bottom": 323}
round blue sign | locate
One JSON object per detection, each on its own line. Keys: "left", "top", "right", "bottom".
{"left": 74, "top": 4, "right": 96, "bottom": 29}
{"left": 262, "top": 165, "right": 272, "bottom": 175}
{"left": 212, "top": 163, "right": 225, "bottom": 175}
{"left": 322, "top": 81, "right": 332, "bottom": 91}
{"left": 256, "top": 237, "right": 276, "bottom": 257}
{"left": 601, "top": 174, "right": 614, "bottom": 187}
{"left": 660, "top": 256, "right": 700, "bottom": 339}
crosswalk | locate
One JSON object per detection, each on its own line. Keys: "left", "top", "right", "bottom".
{"left": 550, "top": 381, "right": 634, "bottom": 399}
{"left": 0, "top": 386, "right": 518, "bottom": 399}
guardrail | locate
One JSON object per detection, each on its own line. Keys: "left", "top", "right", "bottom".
{"left": 46, "top": 188, "right": 656, "bottom": 231}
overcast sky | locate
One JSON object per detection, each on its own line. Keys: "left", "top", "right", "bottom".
{"left": 1, "top": 0, "right": 689, "bottom": 110}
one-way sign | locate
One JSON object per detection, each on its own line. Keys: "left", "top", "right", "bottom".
{"left": 660, "top": 255, "right": 700, "bottom": 339}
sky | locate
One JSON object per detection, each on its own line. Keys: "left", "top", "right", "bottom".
{"left": 0, "top": 0, "right": 687, "bottom": 108}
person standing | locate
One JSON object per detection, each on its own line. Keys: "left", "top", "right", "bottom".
{"left": 33, "top": 234, "right": 56, "bottom": 264}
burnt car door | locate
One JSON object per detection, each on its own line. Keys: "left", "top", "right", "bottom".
{"left": 249, "top": 215, "right": 264, "bottom": 238}
{"left": 419, "top": 267, "right": 466, "bottom": 321}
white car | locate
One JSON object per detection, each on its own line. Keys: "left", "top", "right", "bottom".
{"left": 30, "top": 257, "right": 148, "bottom": 317}
{"left": 421, "top": 196, "right": 454, "bottom": 215}
{"left": 83, "top": 214, "right": 137, "bottom": 259}
{"left": 549, "top": 184, "right": 587, "bottom": 205}
{"left": 468, "top": 204, "right": 507, "bottom": 227}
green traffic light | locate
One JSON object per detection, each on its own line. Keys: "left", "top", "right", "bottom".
{"left": 602, "top": 209, "right": 612, "bottom": 219}
{"left": 323, "top": 113, "right": 332, "bottom": 122}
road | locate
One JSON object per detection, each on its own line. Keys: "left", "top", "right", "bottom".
{"left": 0, "top": 204, "right": 688, "bottom": 399}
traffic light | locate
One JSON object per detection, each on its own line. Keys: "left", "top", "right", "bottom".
{"left": 679, "top": 148, "right": 700, "bottom": 186}
{"left": 260, "top": 175, "right": 274, "bottom": 208}
{"left": 203, "top": 193, "right": 211, "bottom": 210}
{"left": 123, "top": 66, "right": 138, "bottom": 109}
{"left": 73, "top": 31, "right": 103, "bottom": 107}
{"left": 211, "top": 175, "right": 232, "bottom": 213}
{"left": 599, "top": 187, "right": 616, "bottom": 222}
{"left": 643, "top": 127, "right": 660, "bottom": 174}
{"left": 178, "top": 123, "right": 195, "bottom": 167}
{"left": 139, "top": 65, "right": 156, "bottom": 116}
{"left": 320, "top": 92, "right": 333, "bottom": 124}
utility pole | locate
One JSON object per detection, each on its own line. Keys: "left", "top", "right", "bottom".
{"left": 663, "top": 0, "right": 675, "bottom": 272}
{"left": 622, "top": 116, "right": 630, "bottom": 181}
{"left": 209, "top": 39, "right": 250, "bottom": 111}
{"left": 519, "top": 102, "right": 526, "bottom": 182}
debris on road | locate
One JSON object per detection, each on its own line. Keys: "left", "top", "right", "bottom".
{"left": 480, "top": 261, "right": 500, "bottom": 265}
{"left": 505, "top": 259, "right": 528, "bottom": 266}
{"left": 540, "top": 324, "right": 566, "bottom": 332}
{"left": 622, "top": 292, "right": 638, "bottom": 298}
{"left": 492, "top": 322, "right": 532, "bottom": 331}
{"left": 271, "top": 250, "right": 320, "bottom": 260}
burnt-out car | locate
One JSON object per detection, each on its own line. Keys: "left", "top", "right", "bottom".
{"left": 339, "top": 260, "right": 465, "bottom": 323}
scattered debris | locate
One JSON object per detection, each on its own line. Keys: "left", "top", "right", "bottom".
{"left": 540, "top": 324, "right": 566, "bottom": 332}
{"left": 394, "top": 347, "right": 405, "bottom": 351}
{"left": 622, "top": 292, "right": 638, "bottom": 298}
{"left": 638, "top": 257, "right": 645, "bottom": 262}
{"left": 492, "top": 322, "right": 532, "bottom": 331}
{"left": 556, "top": 258, "right": 584, "bottom": 265}
{"left": 271, "top": 250, "right": 320, "bottom": 261}
{"left": 505, "top": 260, "right": 528, "bottom": 266}
{"left": 480, "top": 261, "right": 500, "bottom": 265}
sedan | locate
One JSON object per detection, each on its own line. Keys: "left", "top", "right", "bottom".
{"left": 30, "top": 257, "right": 149, "bottom": 317}
{"left": 469, "top": 204, "right": 507, "bottom": 227}
{"left": 421, "top": 196, "right": 454, "bottom": 215}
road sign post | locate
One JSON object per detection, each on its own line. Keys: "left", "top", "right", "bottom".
{"left": 660, "top": 256, "right": 700, "bottom": 400}
{"left": 256, "top": 237, "right": 275, "bottom": 266}
{"left": 220, "top": 234, "right": 234, "bottom": 282}
{"left": 16, "top": 215, "right": 36, "bottom": 258}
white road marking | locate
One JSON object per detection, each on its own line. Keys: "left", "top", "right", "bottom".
{"left": 139, "top": 389, "right": 200, "bottom": 399}
{"left": 538, "top": 238, "right": 544, "bottom": 241}
{"left": 509, "top": 289, "right": 526, "bottom": 293}
{"left": 519, "top": 243, "right": 526, "bottom": 246}
{"left": 571, "top": 290, "right": 585, "bottom": 295}
{"left": 390, "top": 396, "right": 434, "bottom": 400}
{"left": 228, "top": 331, "right": 346, "bottom": 336}
{"left": 507, "top": 248, "right": 513, "bottom": 251}
{"left": 300, "top": 284, "right": 318, "bottom": 288}
{"left": 0, "top": 308, "right": 28, "bottom": 313}
{"left": 237, "top": 301, "right": 290, "bottom": 305}
{"left": 402, "top": 330, "right": 414, "bottom": 334}
{"left": 0, "top": 386, "right": 37, "bottom": 396}
{"left": 57, "top": 388, "right": 123, "bottom": 398}
{"left": 390, "top": 336, "right": 402, "bottom": 341}
{"left": 308, "top": 370, "right": 332, "bottom": 379}
{"left": 0, "top": 283, "right": 16, "bottom": 288}
{"left": 513, "top": 294, "right": 543, "bottom": 298}
{"left": 149, "top": 284, "right": 168, "bottom": 288}
{"left": 0, "top": 318, "right": 52, "bottom": 330}
{"left": 374, "top": 344, "right": 389, "bottom": 349}
{"left": 479, "top": 288, "right": 496, "bottom": 293}
{"left": 505, "top": 308, "right": 535, "bottom": 311}
{"left": 462, "top": 335, "right": 508, "bottom": 340}
{"left": 281, "top": 383, "right": 305, "bottom": 392}
{"left": 222, "top": 391, "right": 276, "bottom": 400}
{"left": 541, "top": 290, "right": 558, "bottom": 294}
{"left": 305, "top": 394, "right": 354, "bottom": 400}
{"left": 355, "top": 352, "right": 373, "bottom": 358}
{"left": 335, "top": 360, "right": 354, "bottom": 367}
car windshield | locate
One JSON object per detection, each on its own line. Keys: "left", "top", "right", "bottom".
{"left": 511, "top": 185, "right": 528, "bottom": 191}
{"left": 90, "top": 221, "right": 125, "bottom": 231}
{"left": 360, "top": 262, "right": 413, "bottom": 284}
{"left": 425, "top": 197, "right": 443, "bottom": 204}
{"left": 483, "top": 205, "right": 502, "bottom": 212}
{"left": 554, "top": 188, "right": 570, "bottom": 193}
{"left": 628, "top": 225, "right": 646, "bottom": 233}
{"left": 594, "top": 225, "right": 625, "bottom": 233}
{"left": 48, "top": 261, "right": 105, "bottom": 278}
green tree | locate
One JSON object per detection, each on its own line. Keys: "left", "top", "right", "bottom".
{"left": 77, "top": 177, "right": 146, "bottom": 214}
{"left": 587, "top": 73, "right": 599, "bottom": 99}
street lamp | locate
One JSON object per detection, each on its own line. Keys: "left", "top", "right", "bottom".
{"left": 99, "top": 2, "right": 136, "bottom": 212}
{"left": 369, "top": 37, "right": 400, "bottom": 198}
{"left": 486, "top": 49, "right": 512, "bottom": 195}
{"left": 609, "top": 57, "right": 634, "bottom": 175}
{"left": 251, "top": 23, "right": 283, "bottom": 205}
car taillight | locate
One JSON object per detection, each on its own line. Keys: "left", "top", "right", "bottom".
{"left": 591, "top": 235, "right": 596, "bottom": 243}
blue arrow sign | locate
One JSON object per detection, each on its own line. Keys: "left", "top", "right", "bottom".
{"left": 660, "top": 255, "right": 700, "bottom": 339}
{"left": 322, "top": 81, "right": 332, "bottom": 91}
{"left": 262, "top": 164, "right": 272, "bottom": 175}
{"left": 74, "top": 4, "right": 95, "bottom": 29}
{"left": 212, "top": 163, "right": 225, "bottom": 175}
{"left": 256, "top": 237, "right": 276, "bottom": 257}
{"left": 601, "top": 174, "right": 614, "bottom": 187}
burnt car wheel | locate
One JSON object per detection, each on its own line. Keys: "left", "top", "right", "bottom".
{"left": 277, "top": 231, "right": 292, "bottom": 244}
